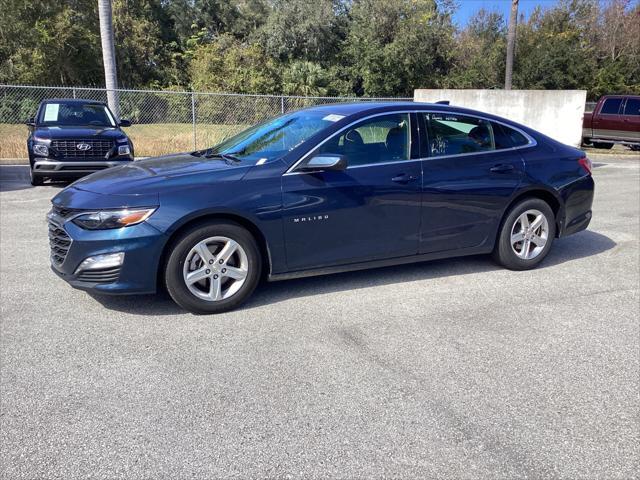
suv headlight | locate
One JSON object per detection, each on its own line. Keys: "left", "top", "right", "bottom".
{"left": 118, "top": 145, "right": 131, "bottom": 155}
{"left": 33, "top": 144, "right": 49, "bottom": 156}
{"left": 72, "top": 208, "right": 156, "bottom": 230}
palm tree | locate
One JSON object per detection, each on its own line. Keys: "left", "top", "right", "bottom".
{"left": 505, "top": 0, "right": 519, "bottom": 89}
{"left": 98, "top": 0, "right": 119, "bottom": 118}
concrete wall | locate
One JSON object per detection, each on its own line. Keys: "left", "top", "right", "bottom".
{"left": 413, "top": 89, "right": 587, "bottom": 147}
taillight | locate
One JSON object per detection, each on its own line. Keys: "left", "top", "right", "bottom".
{"left": 578, "top": 156, "right": 592, "bottom": 175}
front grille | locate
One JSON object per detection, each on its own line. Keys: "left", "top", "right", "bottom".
{"left": 76, "top": 266, "right": 121, "bottom": 283}
{"left": 51, "top": 139, "right": 114, "bottom": 159}
{"left": 48, "top": 221, "right": 71, "bottom": 265}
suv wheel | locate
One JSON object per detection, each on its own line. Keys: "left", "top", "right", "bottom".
{"left": 29, "top": 167, "right": 44, "bottom": 186}
{"left": 164, "top": 221, "right": 262, "bottom": 314}
{"left": 493, "top": 198, "right": 556, "bottom": 270}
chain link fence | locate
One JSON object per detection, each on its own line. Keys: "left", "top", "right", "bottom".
{"left": 0, "top": 84, "right": 412, "bottom": 159}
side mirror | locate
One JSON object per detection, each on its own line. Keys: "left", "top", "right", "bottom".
{"left": 25, "top": 117, "right": 35, "bottom": 127}
{"left": 300, "top": 154, "right": 347, "bottom": 172}
{"left": 119, "top": 119, "right": 131, "bottom": 127}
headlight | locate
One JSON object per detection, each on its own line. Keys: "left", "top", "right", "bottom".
{"left": 118, "top": 145, "right": 131, "bottom": 155}
{"left": 72, "top": 208, "right": 156, "bottom": 230}
{"left": 33, "top": 144, "right": 49, "bottom": 156}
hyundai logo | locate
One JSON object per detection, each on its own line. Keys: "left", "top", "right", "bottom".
{"left": 76, "top": 143, "right": 92, "bottom": 151}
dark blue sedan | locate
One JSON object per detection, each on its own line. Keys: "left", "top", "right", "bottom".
{"left": 49, "top": 102, "right": 594, "bottom": 313}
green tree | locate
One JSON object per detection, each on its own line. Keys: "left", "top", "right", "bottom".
{"left": 446, "top": 9, "right": 506, "bottom": 89}
{"left": 254, "top": 0, "right": 348, "bottom": 63}
{"left": 343, "top": 0, "right": 455, "bottom": 97}
{"left": 0, "top": 0, "right": 102, "bottom": 85}
{"left": 513, "top": 1, "right": 598, "bottom": 92}
{"left": 282, "top": 61, "right": 335, "bottom": 96}
{"left": 189, "top": 34, "right": 281, "bottom": 94}
{"left": 112, "top": 0, "right": 186, "bottom": 88}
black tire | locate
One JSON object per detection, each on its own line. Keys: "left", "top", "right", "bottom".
{"left": 164, "top": 221, "right": 262, "bottom": 314}
{"left": 492, "top": 198, "right": 556, "bottom": 270}
{"left": 29, "top": 167, "right": 44, "bottom": 186}
{"left": 592, "top": 142, "right": 613, "bottom": 149}
{"left": 629, "top": 145, "right": 640, "bottom": 152}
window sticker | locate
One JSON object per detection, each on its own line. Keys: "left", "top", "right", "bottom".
{"left": 323, "top": 114, "right": 345, "bottom": 122}
{"left": 43, "top": 103, "right": 59, "bottom": 122}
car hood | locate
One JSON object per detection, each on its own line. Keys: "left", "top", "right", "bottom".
{"left": 68, "top": 151, "right": 253, "bottom": 196}
{"left": 33, "top": 125, "right": 126, "bottom": 141}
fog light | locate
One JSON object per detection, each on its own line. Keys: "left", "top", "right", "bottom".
{"left": 75, "top": 252, "right": 124, "bottom": 273}
{"left": 118, "top": 145, "right": 131, "bottom": 155}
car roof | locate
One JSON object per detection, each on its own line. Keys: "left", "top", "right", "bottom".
{"left": 301, "top": 101, "right": 529, "bottom": 127}
{"left": 300, "top": 101, "right": 504, "bottom": 119}
{"left": 40, "top": 98, "right": 106, "bottom": 105}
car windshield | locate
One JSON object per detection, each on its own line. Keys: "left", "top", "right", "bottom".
{"left": 38, "top": 102, "right": 116, "bottom": 127}
{"left": 203, "top": 110, "right": 344, "bottom": 162}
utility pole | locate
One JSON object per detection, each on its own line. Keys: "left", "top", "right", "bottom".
{"left": 505, "top": 0, "right": 519, "bottom": 90}
{"left": 98, "top": 0, "right": 120, "bottom": 119}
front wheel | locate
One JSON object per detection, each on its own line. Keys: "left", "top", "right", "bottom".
{"left": 29, "top": 167, "right": 44, "bottom": 186}
{"left": 164, "top": 221, "right": 262, "bottom": 314}
{"left": 492, "top": 198, "right": 556, "bottom": 270}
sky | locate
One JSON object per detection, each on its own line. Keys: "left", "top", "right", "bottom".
{"left": 452, "top": 0, "right": 561, "bottom": 26}
{"left": 451, "top": 0, "right": 639, "bottom": 27}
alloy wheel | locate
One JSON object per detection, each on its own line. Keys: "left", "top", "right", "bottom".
{"left": 510, "top": 209, "right": 549, "bottom": 260}
{"left": 182, "top": 236, "right": 249, "bottom": 302}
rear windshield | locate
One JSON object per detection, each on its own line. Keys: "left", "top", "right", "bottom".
{"left": 37, "top": 102, "right": 116, "bottom": 127}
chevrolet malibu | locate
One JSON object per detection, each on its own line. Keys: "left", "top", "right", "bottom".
{"left": 49, "top": 102, "right": 594, "bottom": 314}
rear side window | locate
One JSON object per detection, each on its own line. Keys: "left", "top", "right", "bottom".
{"left": 494, "top": 123, "right": 530, "bottom": 148}
{"left": 623, "top": 98, "right": 640, "bottom": 116}
{"left": 425, "top": 113, "right": 495, "bottom": 156}
{"left": 601, "top": 98, "right": 623, "bottom": 115}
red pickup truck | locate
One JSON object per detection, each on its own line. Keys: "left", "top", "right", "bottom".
{"left": 582, "top": 95, "right": 640, "bottom": 150}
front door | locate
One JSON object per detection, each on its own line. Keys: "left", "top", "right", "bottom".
{"left": 281, "top": 113, "right": 422, "bottom": 271}
{"left": 418, "top": 112, "right": 525, "bottom": 254}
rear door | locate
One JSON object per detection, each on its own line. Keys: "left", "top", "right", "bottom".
{"left": 593, "top": 97, "right": 626, "bottom": 140}
{"left": 418, "top": 112, "right": 526, "bottom": 254}
{"left": 281, "top": 112, "right": 422, "bottom": 271}
{"left": 621, "top": 97, "right": 640, "bottom": 141}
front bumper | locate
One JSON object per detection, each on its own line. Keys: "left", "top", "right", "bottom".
{"left": 48, "top": 212, "right": 167, "bottom": 294}
{"left": 34, "top": 158, "right": 133, "bottom": 176}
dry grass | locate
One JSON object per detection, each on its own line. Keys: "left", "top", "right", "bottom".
{"left": 0, "top": 123, "right": 249, "bottom": 160}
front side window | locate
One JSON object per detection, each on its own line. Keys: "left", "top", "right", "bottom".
{"left": 623, "top": 98, "right": 640, "bottom": 116}
{"left": 601, "top": 98, "right": 623, "bottom": 115}
{"left": 38, "top": 103, "right": 116, "bottom": 127}
{"left": 315, "top": 113, "right": 410, "bottom": 166}
{"left": 425, "top": 113, "right": 496, "bottom": 157}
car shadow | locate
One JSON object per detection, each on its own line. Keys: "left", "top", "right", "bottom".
{"left": 0, "top": 165, "right": 71, "bottom": 192}
{"left": 90, "top": 229, "right": 616, "bottom": 316}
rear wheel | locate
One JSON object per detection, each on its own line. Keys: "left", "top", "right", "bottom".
{"left": 164, "top": 221, "right": 261, "bottom": 314}
{"left": 493, "top": 198, "right": 556, "bottom": 270}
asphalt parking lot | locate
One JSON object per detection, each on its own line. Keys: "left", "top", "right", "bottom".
{"left": 1, "top": 155, "right": 638, "bottom": 479}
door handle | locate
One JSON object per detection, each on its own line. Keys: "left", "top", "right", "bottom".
{"left": 391, "top": 174, "right": 418, "bottom": 184}
{"left": 490, "top": 164, "right": 514, "bottom": 174}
